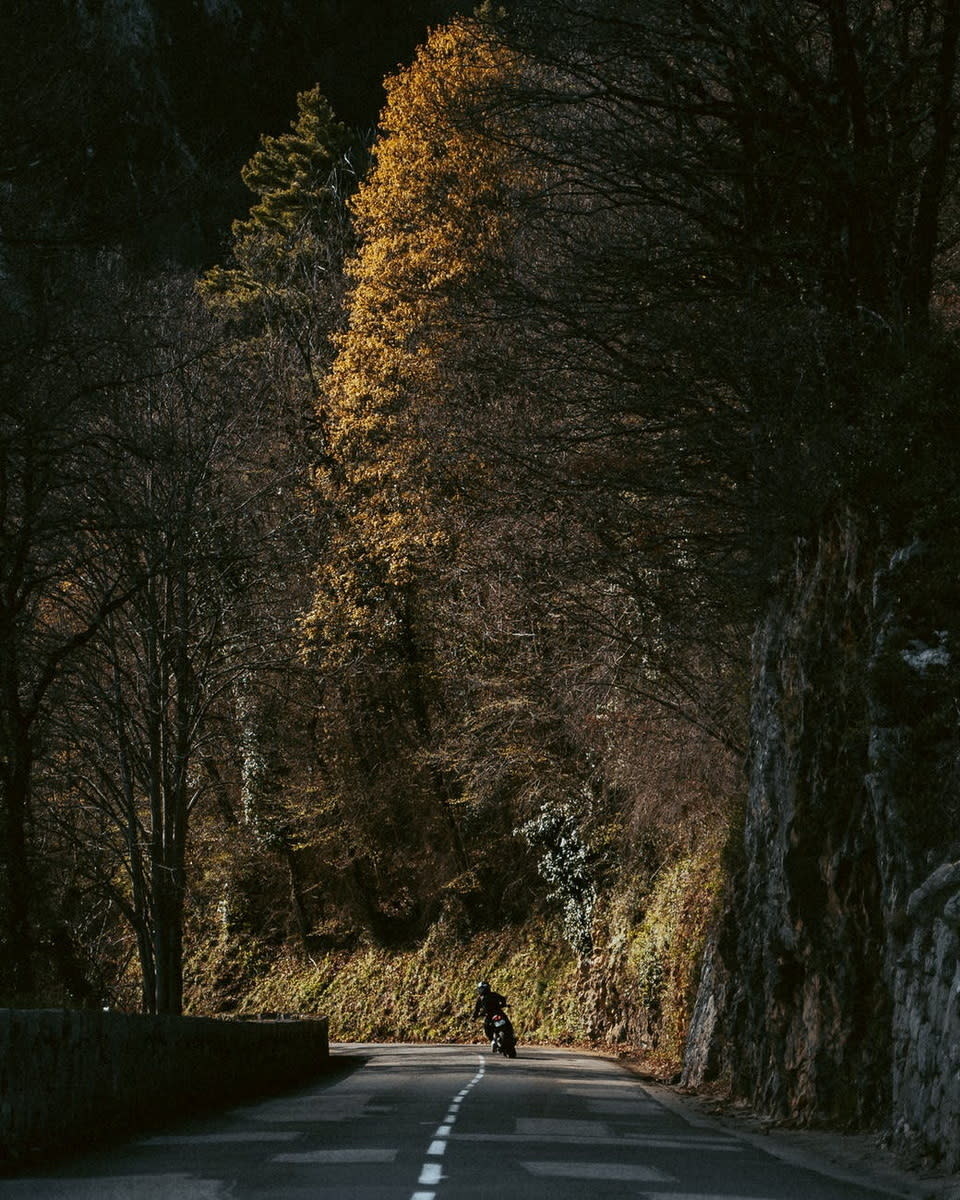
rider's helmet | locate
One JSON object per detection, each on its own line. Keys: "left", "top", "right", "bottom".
{"left": 476, "top": 981, "right": 490, "bottom": 994}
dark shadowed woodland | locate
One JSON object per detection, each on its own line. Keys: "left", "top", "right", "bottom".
{"left": 3, "top": 0, "right": 960, "bottom": 1171}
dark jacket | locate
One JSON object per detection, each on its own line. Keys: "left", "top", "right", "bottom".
{"left": 472, "top": 990, "right": 507, "bottom": 1019}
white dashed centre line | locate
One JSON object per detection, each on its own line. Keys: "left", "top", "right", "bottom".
{"left": 409, "top": 1054, "right": 485, "bottom": 1200}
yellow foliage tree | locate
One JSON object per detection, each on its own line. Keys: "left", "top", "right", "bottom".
{"left": 303, "top": 16, "right": 526, "bottom": 665}
{"left": 297, "top": 16, "right": 532, "bottom": 935}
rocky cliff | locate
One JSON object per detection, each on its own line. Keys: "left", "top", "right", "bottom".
{"left": 683, "top": 512, "right": 960, "bottom": 1170}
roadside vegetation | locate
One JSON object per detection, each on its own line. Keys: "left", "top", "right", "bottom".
{"left": 4, "top": 3, "right": 960, "bottom": 1137}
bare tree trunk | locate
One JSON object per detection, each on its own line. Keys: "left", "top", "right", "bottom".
{"left": 0, "top": 739, "right": 35, "bottom": 1002}
{"left": 906, "top": 0, "right": 960, "bottom": 321}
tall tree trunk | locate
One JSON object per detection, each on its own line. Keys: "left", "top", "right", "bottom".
{"left": 152, "top": 864, "right": 185, "bottom": 1014}
{"left": 0, "top": 738, "right": 35, "bottom": 1002}
{"left": 284, "top": 845, "right": 316, "bottom": 957}
{"left": 398, "top": 589, "right": 471, "bottom": 875}
{"left": 906, "top": 0, "right": 960, "bottom": 321}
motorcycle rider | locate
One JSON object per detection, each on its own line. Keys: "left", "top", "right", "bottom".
{"left": 472, "top": 980, "right": 509, "bottom": 1046}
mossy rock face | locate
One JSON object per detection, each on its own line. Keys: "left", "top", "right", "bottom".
{"left": 870, "top": 543, "right": 960, "bottom": 859}
{"left": 587, "top": 840, "right": 724, "bottom": 1068}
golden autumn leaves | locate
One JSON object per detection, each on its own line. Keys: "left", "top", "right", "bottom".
{"left": 302, "top": 19, "right": 526, "bottom": 667}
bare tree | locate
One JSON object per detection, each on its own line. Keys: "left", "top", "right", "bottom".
{"left": 0, "top": 258, "right": 152, "bottom": 1003}
{"left": 49, "top": 274, "right": 322, "bottom": 1012}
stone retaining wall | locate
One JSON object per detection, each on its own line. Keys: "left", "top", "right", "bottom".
{"left": 0, "top": 1009, "right": 329, "bottom": 1170}
{"left": 890, "top": 865, "right": 960, "bottom": 1172}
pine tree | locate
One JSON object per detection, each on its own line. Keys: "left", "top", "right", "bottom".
{"left": 199, "top": 86, "right": 356, "bottom": 379}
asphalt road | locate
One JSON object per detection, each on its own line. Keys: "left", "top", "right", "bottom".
{"left": 0, "top": 1043, "right": 900, "bottom": 1199}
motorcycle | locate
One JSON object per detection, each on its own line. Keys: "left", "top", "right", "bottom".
{"left": 490, "top": 1008, "right": 517, "bottom": 1058}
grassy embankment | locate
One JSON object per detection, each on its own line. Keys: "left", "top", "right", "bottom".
{"left": 204, "top": 835, "right": 725, "bottom": 1076}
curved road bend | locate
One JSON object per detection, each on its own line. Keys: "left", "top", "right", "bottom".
{"left": 0, "top": 1043, "right": 899, "bottom": 1199}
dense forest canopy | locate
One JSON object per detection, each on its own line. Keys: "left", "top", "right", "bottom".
{"left": 4, "top": 4, "right": 960, "bottom": 1159}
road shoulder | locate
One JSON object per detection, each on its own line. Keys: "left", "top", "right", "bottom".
{"left": 630, "top": 1075, "right": 960, "bottom": 1200}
